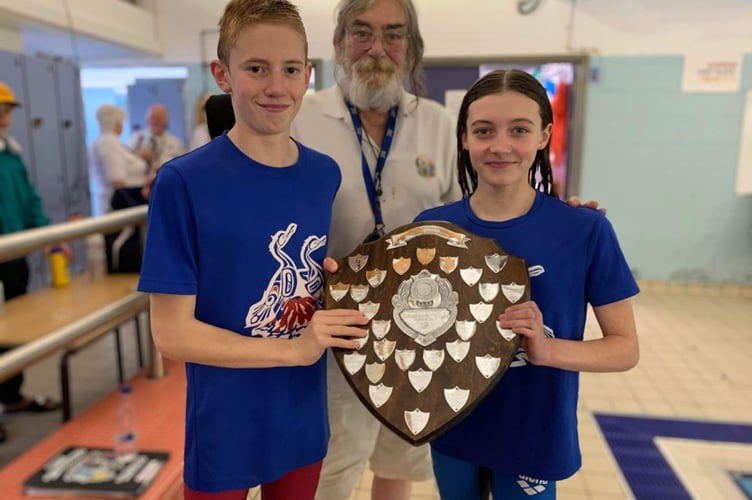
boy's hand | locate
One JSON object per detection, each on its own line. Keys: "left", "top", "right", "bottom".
{"left": 323, "top": 256, "right": 339, "bottom": 274}
{"left": 293, "top": 309, "right": 368, "bottom": 366}
{"left": 565, "top": 195, "right": 606, "bottom": 214}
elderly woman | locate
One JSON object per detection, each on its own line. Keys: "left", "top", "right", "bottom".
{"left": 88, "top": 104, "right": 148, "bottom": 215}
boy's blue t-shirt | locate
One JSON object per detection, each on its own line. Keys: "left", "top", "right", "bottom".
{"left": 415, "top": 192, "right": 638, "bottom": 480}
{"left": 138, "top": 134, "right": 341, "bottom": 491}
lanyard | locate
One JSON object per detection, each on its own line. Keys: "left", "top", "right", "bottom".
{"left": 347, "top": 102, "right": 398, "bottom": 242}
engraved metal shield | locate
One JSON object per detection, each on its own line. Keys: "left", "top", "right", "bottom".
{"left": 325, "top": 221, "right": 529, "bottom": 445}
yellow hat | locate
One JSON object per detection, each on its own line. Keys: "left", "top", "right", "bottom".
{"left": 0, "top": 81, "right": 20, "bottom": 107}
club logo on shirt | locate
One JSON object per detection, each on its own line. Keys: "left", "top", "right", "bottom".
{"left": 244, "top": 223, "right": 326, "bottom": 338}
{"left": 415, "top": 154, "right": 435, "bottom": 177}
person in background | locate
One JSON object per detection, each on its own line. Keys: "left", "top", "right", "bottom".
{"left": 89, "top": 104, "right": 149, "bottom": 214}
{"left": 188, "top": 92, "right": 212, "bottom": 150}
{"left": 415, "top": 69, "right": 639, "bottom": 499}
{"left": 0, "top": 81, "right": 66, "bottom": 444}
{"left": 137, "top": 1, "right": 367, "bottom": 498}
{"left": 129, "top": 103, "right": 185, "bottom": 174}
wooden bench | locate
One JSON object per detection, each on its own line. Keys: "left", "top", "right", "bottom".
{"left": 0, "top": 273, "right": 149, "bottom": 421}
{"left": 0, "top": 359, "right": 186, "bottom": 499}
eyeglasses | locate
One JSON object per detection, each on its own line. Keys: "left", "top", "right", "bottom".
{"left": 346, "top": 26, "right": 408, "bottom": 51}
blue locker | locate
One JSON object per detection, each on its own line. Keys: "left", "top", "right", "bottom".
{"left": 23, "top": 57, "right": 67, "bottom": 223}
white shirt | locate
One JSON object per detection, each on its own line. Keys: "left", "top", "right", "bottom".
{"left": 291, "top": 85, "right": 461, "bottom": 259}
{"left": 129, "top": 130, "right": 185, "bottom": 172}
{"left": 89, "top": 132, "right": 148, "bottom": 215}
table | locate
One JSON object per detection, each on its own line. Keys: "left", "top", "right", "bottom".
{"left": 0, "top": 274, "right": 150, "bottom": 420}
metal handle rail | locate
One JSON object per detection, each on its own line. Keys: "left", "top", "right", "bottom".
{"left": 0, "top": 205, "right": 147, "bottom": 263}
{"left": 0, "top": 206, "right": 166, "bottom": 380}
{"left": 0, "top": 292, "right": 149, "bottom": 383}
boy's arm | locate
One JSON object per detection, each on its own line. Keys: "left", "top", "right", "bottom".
{"left": 150, "top": 293, "right": 367, "bottom": 368}
{"left": 498, "top": 298, "right": 638, "bottom": 372}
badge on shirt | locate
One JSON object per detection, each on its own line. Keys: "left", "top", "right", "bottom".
{"left": 415, "top": 154, "right": 435, "bottom": 178}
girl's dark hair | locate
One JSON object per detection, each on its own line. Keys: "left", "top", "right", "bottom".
{"left": 456, "top": 69, "right": 557, "bottom": 199}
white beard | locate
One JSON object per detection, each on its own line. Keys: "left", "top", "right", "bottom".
{"left": 337, "top": 57, "right": 404, "bottom": 112}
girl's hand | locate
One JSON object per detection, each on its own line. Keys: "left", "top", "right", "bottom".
{"left": 498, "top": 301, "right": 551, "bottom": 366}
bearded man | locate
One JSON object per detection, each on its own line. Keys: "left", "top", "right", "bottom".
{"left": 291, "top": 1, "right": 458, "bottom": 499}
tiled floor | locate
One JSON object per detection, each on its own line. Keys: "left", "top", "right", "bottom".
{"left": 2, "top": 284, "right": 751, "bottom": 499}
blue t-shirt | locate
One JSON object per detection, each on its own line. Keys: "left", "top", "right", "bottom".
{"left": 138, "top": 134, "right": 341, "bottom": 491}
{"left": 416, "top": 192, "right": 638, "bottom": 480}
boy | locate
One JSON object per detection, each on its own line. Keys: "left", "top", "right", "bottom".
{"left": 137, "top": 1, "right": 367, "bottom": 499}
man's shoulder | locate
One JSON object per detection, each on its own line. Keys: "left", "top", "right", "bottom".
{"left": 401, "top": 93, "right": 454, "bottom": 124}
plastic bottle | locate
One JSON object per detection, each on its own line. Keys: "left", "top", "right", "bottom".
{"left": 113, "top": 384, "right": 138, "bottom": 456}
{"left": 48, "top": 246, "right": 70, "bottom": 287}
{"left": 86, "top": 233, "right": 107, "bottom": 281}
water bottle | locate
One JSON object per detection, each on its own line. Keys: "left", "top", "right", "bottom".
{"left": 86, "top": 233, "right": 107, "bottom": 281}
{"left": 48, "top": 246, "right": 70, "bottom": 287}
{"left": 114, "top": 384, "right": 138, "bottom": 456}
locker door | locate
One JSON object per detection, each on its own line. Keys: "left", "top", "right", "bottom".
{"left": 22, "top": 57, "right": 65, "bottom": 289}
{"left": 55, "top": 60, "right": 89, "bottom": 275}
{"left": 55, "top": 60, "right": 90, "bottom": 218}
{"left": 0, "top": 51, "right": 33, "bottom": 169}
{"left": 24, "top": 57, "right": 67, "bottom": 223}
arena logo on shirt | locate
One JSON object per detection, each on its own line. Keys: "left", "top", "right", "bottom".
{"left": 517, "top": 475, "right": 549, "bottom": 496}
{"left": 244, "top": 222, "right": 326, "bottom": 338}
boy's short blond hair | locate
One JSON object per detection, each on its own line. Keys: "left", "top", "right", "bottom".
{"left": 217, "top": 0, "right": 308, "bottom": 66}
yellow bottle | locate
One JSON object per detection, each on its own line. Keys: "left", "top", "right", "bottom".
{"left": 49, "top": 247, "right": 70, "bottom": 287}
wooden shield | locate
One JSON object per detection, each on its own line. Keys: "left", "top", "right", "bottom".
{"left": 325, "top": 221, "right": 529, "bottom": 445}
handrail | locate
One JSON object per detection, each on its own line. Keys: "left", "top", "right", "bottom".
{"left": 0, "top": 292, "right": 149, "bottom": 383}
{"left": 0, "top": 205, "right": 148, "bottom": 263}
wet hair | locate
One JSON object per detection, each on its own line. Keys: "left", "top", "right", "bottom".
{"left": 333, "top": 0, "right": 425, "bottom": 96}
{"left": 457, "top": 69, "right": 557, "bottom": 198}
{"left": 95, "top": 104, "right": 125, "bottom": 133}
{"left": 216, "top": 0, "right": 308, "bottom": 66}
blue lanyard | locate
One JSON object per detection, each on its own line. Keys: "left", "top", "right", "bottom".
{"left": 347, "top": 102, "right": 398, "bottom": 241}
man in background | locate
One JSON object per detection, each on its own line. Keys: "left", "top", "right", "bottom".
{"left": 129, "top": 103, "right": 185, "bottom": 175}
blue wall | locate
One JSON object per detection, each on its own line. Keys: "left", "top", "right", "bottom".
{"left": 581, "top": 55, "right": 752, "bottom": 284}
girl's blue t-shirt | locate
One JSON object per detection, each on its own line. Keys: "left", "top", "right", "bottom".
{"left": 415, "top": 192, "right": 638, "bottom": 480}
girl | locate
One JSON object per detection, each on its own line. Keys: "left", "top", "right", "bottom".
{"left": 415, "top": 69, "right": 639, "bottom": 499}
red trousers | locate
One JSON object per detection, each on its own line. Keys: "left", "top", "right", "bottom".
{"left": 183, "top": 460, "right": 323, "bottom": 500}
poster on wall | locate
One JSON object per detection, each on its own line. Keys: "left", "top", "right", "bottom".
{"left": 736, "top": 90, "right": 752, "bottom": 196}
{"left": 681, "top": 52, "right": 742, "bottom": 93}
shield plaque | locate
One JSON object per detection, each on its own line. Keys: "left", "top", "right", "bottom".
{"left": 325, "top": 221, "right": 530, "bottom": 445}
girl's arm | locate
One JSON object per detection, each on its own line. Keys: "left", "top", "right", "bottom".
{"left": 498, "top": 298, "right": 638, "bottom": 372}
